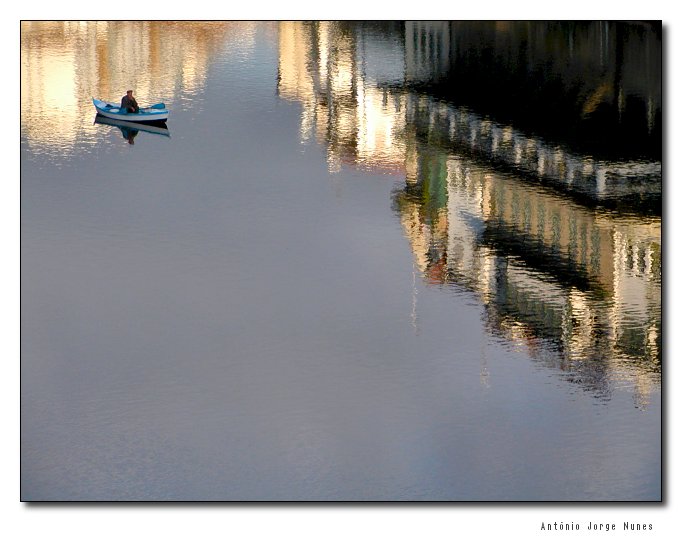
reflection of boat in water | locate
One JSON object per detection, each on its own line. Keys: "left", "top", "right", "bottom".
{"left": 92, "top": 97, "right": 170, "bottom": 123}
{"left": 95, "top": 114, "right": 170, "bottom": 137}
{"left": 94, "top": 114, "right": 170, "bottom": 144}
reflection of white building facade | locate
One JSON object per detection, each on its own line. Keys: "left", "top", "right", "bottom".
{"left": 404, "top": 151, "right": 661, "bottom": 404}
{"left": 278, "top": 22, "right": 408, "bottom": 174}
{"left": 399, "top": 147, "right": 660, "bottom": 405}
{"left": 400, "top": 93, "right": 661, "bottom": 403}
{"left": 405, "top": 92, "right": 661, "bottom": 202}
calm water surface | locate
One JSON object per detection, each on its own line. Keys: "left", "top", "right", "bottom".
{"left": 21, "top": 21, "right": 661, "bottom": 501}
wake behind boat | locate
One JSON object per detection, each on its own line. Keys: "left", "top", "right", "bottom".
{"left": 92, "top": 97, "right": 170, "bottom": 123}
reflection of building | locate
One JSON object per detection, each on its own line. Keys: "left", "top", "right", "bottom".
{"left": 404, "top": 93, "right": 661, "bottom": 212}
{"left": 21, "top": 21, "right": 259, "bottom": 154}
{"left": 276, "top": 21, "right": 661, "bottom": 406}
{"left": 394, "top": 145, "right": 661, "bottom": 405}
{"left": 277, "top": 22, "right": 408, "bottom": 174}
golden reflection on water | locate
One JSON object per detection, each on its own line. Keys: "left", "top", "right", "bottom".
{"left": 20, "top": 21, "right": 261, "bottom": 154}
{"left": 278, "top": 22, "right": 407, "bottom": 174}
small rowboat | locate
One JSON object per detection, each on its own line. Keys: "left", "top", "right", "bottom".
{"left": 92, "top": 97, "right": 170, "bottom": 123}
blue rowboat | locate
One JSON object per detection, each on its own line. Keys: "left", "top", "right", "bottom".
{"left": 92, "top": 97, "right": 169, "bottom": 123}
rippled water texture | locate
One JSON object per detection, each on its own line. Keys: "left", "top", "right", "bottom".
{"left": 21, "top": 21, "right": 661, "bottom": 501}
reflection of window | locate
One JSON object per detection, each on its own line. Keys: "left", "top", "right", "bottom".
{"left": 625, "top": 241, "right": 634, "bottom": 271}
{"left": 637, "top": 245, "right": 647, "bottom": 275}
{"left": 590, "top": 228, "right": 601, "bottom": 274}
{"left": 650, "top": 243, "right": 661, "bottom": 280}
{"left": 568, "top": 215, "right": 578, "bottom": 261}
{"left": 580, "top": 224, "right": 588, "bottom": 267}
{"left": 536, "top": 203, "right": 545, "bottom": 238}
{"left": 511, "top": 192, "right": 520, "bottom": 223}
{"left": 492, "top": 184, "right": 505, "bottom": 219}
{"left": 523, "top": 200, "right": 532, "bottom": 233}
{"left": 551, "top": 213, "right": 561, "bottom": 250}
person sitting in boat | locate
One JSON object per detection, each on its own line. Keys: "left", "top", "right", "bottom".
{"left": 121, "top": 90, "right": 139, "bottom": 113}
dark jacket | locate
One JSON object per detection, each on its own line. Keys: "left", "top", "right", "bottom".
{"left": 121, "top": 95, "right": 139, "bottom": 113}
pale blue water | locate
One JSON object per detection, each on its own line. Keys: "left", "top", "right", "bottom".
{"left": 21, "top": 21, "right": 661, "bottom": 501}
